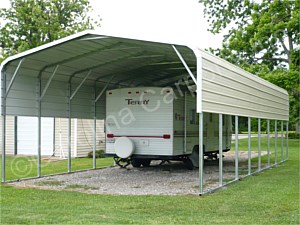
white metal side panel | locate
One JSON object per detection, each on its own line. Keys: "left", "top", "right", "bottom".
{"left": 41, "top": 80, "right": 68, "bottom": 118}
{"left": 17, "top": 117, "right": 54, "bottom": 155}
{"left": 0, "top": 116, "right": 15, "bottom": 155}
{"left": 6, "top": 75, "right": 38, "bottom": 116}
{"left": 70, "top": 85, "right": 95, "bottom": 119}
{"left": 106, "top": 87, "right": 173, "bottom": 156}
{"left": 76, "top": 119, "right": 105, "bottom": 157}
{"left": 200, "top": 50, "right": 289, "bottom": 121}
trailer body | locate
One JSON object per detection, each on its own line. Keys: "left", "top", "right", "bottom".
{"left": 105, "top": 87, "right": 232, "bottom": 165}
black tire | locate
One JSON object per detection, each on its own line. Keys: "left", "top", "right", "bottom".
{"left": 184, "top": 158, "right": 194, "bottom": 170}
{"left": 131, "top": 159, "right": 142, "bottom": 168}
{"left": 141, "top": 159, "right": 151, "bottom": 167}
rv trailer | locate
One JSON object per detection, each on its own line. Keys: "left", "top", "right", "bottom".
{"left": 105, "top": 87, "right": 232, "bottom": 169}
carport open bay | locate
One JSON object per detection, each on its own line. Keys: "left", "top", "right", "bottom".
{"left": 10, "top": 151, "right": 267, "bottom": 195}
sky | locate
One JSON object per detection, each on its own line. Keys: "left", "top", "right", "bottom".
{"left": 0, "top": 0, "right": 224, "bottom": 49}
{"left": 89, "top": 0, "right": 224, "bottom": 48}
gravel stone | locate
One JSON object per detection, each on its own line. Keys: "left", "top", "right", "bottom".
{"left": 9, "top": 151, "right": 267, "bottom": 195}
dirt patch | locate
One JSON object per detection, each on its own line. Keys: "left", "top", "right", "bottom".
{"left": 9, "top": 151, "right": 267, "bottom": 195}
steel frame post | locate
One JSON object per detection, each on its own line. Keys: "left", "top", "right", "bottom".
{"left": 199, "top": 113, "right": 204, "bottom": 195}
{"left": 235, "top": 115, "right": 239, "bottom": 180}
{"left": 286, "top": 122, "right": 289, "bottom": 160}
{"left": 1, "top": 70, "right": 6, "bottom": 182}
{"left": 37, "top": 77, "right": 42, "bottom": 177}
{"left": 68, "top": 82, "right": 72, "bottom": 173}
{"left": 184, "top": 92, "right": 187, "bottom": 153}
{"left": 281, "top": 121, "right": 284, "bottom": 162}
{"left": 274, "top": 120, "right": 278, "bottom": 164}
{"left": 93, "top": 82, "right": 97, "bottom": 169}
{"left": 267, "top": 120, "right": 270, "bottom": 167}
{"left": 258, "top": 118, "right": 261, "bottom": 171}
{"left": 248, "top": 117, "right": 251, "bottom": 175}
{"left": 219, "top": 113, "right": 223, "bottom": 186}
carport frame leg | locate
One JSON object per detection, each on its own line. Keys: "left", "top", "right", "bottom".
{"left": 248, "top": 117, "right": 251, "bottom": 175}
{"left": 219, "top": 113, "right": 223, "bottom": 186}
{"left": 258, "top": 118, "right": 261, "bottom": 171}
{"left": 274, "top": 120, "right": 277, "bottom": 165}
{"left": 1, "top": 70, "right": 6, "bottom": 182}
{"left": 281, "top": 121, "right": 284, "bottom": 162}
{"left": 93, "top": 83, "right": 97, "bottom": 169}
{"left": 199, "top": 113, "right": 204, "bottom": 195}
{"left": 286, "top": 122, "right": 288, "bottom": 160}
{"left": 68, "top": 82, "right": 72, "bottom": 173}
{"left": 267, "top": 120, "right": 270, "bottom": 167}
{"left": 235, "top": 115, "right": 239, "bottom": 180}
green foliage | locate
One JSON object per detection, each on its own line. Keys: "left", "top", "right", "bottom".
{"left": 288, "top": 132, "right": 300, "bottom": 139}
{"left": 0, "top": 0, "right": 99, "bottom": 63}
{"left": 261, "top": 69, "right": 300, "bottom": 127}
{"left": 200, "top": 0, "right": 299, "bottom": 70}
{"left": 87, "top": 150, "right": 105, "bottom": 158}
{"left": 200, "top": 0, "right": 300, "bottom": 129}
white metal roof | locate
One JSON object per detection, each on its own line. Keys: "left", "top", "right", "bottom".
{"left": 1, "top": 30, "right": 289, "bottom": 120}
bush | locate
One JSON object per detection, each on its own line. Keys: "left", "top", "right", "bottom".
{"left": 87, "top": 150, "right": 105, "bottom": 158}
{"left": 288, "top": 132, "right": 300, "bottom": 139}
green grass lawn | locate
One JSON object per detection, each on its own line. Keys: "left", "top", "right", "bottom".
{"left": 0, "top": 138, "right": 299, "bottom": 224}
{"left": 0, "top": 156, "right": 114, "bottom": 181}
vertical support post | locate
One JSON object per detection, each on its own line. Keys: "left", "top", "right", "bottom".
{"left": 258, "top": 118, "right": 261, "bottom": 171}
{"left": 274, "top": 120, "right": 277, "bottom": 164}
{"left": 1, "top": 70, "right": 6, "bottom": 182}
{"left": 14, "top": 116, "right": 18, "bottom": 155}
{"left": 235, "top": 115, "right": 239, "bottom": 180}
{"left": 93, "top": 83, "right": 97, "bottom": 169}
{"left": 248, "top": 117, "right": 251, "bottom": 175}
{"left": 37, "top": 77, "right": 42, "bottom": 177}
{"left": 219, "top": 113, "right": 223, "bottom": 186}
{"left": 267, "top": 120, "right": 270, "bottom": 167}
{"left": 281, "top": 121, "right": 284, "bottom": 162}
{"left": 286, "top": 122, "right": 288, "bottom": 160}
{"left": 53, "top": 117, "right": 56, "bottom": 155}
{"left": 199, "top": 113, "right": 204, "bottom": 195}
{"left": 68, "top": 82, "right": 72, "bottom": 173}
{"left": 184, "top": 92, "right": 187, "bottom": 153}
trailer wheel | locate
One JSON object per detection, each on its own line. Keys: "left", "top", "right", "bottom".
{"left": 184, "top": 158, "right": 194, "bottom": 170}
{"left": 131, "top": 159, "right": 142, "bottom": 168}
{"left": 141, "top": 159, "right": 151, "bottom": 167}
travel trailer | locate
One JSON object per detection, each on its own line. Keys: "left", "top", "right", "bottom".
{"left": 105, "top": 87, "right": 232, "bottom": 169}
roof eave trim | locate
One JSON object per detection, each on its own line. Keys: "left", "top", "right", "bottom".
{"left": 0, "top": 30, "right": 100, "bottom": 72}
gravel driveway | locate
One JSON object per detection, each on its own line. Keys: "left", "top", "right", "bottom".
{"left": 9, "top": 151, "right": 266, "bottom": 195}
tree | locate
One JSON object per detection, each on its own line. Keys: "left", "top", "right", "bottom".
{"left": 0, "top": 0, "right": 99, "bottom": 63}
{"left": 199, "top": 0, "right": 299, "bottom": 129}
{"left": 200, "top": 0, "right": 299, "bottom": 70}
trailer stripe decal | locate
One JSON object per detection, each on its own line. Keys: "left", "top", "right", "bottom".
{"left": 107, "top": 134, "right": 171, "bottom": 139}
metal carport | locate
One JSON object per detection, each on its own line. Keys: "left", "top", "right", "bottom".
{"left": 1, "top": 30, "right": 289, "bottom": 194}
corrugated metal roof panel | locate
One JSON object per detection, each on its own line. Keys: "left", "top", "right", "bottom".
{"left": 0, "top": 30, "right": 289, "bottom": 121}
